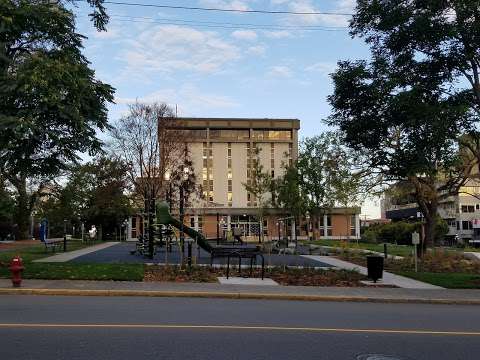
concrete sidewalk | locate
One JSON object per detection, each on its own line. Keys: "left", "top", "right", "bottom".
{"left": 34, "top": 242, "right": 119, "bottom": 262}
{"left": 0, "top": 279, "right": 479, "bottom": 305}
{"left": 302, "top": 255, "right": 442, "bottom": 289}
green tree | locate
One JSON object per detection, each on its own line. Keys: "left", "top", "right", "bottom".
{"left": 327, "top": 1, "right": 480, "bottom": 249}
{"left": 38, "top": 157, "right": 132, "bottom": 239}
{"left": 0, "top": 176, "right": 15, "bottom": 239}
{"left": 243, "top": 146, "right": 272, "bottom": 242}
{"left": 273, "top": 164, "right": 306, "bottom": 238}
{"left": 0, "top": 1, "right": 114, "bottom": 239}
{"left": 296, "top": 133, "right": 362, "bottom": 239}
{"left": 351, "top": 1, "right": 480, "bottom": 121}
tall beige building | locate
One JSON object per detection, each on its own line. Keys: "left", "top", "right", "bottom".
{"left": 177, "top": 117, "right": 299, "bottom": 238}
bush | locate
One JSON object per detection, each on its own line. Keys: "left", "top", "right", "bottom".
{"left": 362, "top": 221, "right": 420, "bottom": 244}
{"left": 362, "top": 217, "right": 448, "bottom": 245}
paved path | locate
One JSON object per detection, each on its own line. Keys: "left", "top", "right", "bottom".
{"left": 311, "top": 244, "right": 404, "bottom": 260}
{"left": 1, "top": 279, "right": 478, "bottom": 304}
{"left": 302, "top": 255, "right": 443, "bottom": 289}
{"left": 465, "top": 251, "right": 480, "bottom": 261}
{"left": 34, "top": 242, "right": 119, "bottom": 262}
{"left": 1, "top": 295, "right": 480, "bottom": 359}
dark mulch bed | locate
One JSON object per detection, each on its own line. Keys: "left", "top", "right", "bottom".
{"left": 144, "top": 265, "right": 369, "bottom": 287}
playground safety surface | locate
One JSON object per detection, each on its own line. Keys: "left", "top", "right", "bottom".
{"left": 69, "top": 243, "right": 332, "bottom": 268}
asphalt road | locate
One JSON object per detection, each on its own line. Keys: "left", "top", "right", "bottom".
{"left": 0, "top": 295, "right": 479, "bottom": 360}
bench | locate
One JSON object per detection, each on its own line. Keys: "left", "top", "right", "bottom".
{"left": 42, "top": 238, "right": 64, "bottom": 253}
{"left": 210, "top": 246, "right": 264, "bottom": 279}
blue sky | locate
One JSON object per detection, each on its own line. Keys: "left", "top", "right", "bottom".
{"left": 73, "top": 0, "right": 380, "bottom": 218}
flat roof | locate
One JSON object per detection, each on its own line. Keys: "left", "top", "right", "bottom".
{"left": 175, "top": 117, "right": 300, "bottom": 130}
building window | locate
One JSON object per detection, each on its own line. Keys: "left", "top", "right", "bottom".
{"left": 350, "top": 215, "right": 356, "bottom": 236}
{"left": 461, "top": 205, "right": 475, "bottom": 213}
{"left": 446, "top": 219, "right": 456, "bottom": 227}
{"left": 252, "top": 130, "right": 291, "bottom": 140}
{"left": 270, "top": 143, "right": 275, "bottom": 171}
{"left": 323, "top": 215, "right": 332, "bottom": 237}
{"left": 209, "top": 129, "right": 250, "bottom": 140}
{"left": 462, "top": 220, "right": 472, "bottom": 230}
{"left": 227, "top": 143, "right": 233, "bottom": 207}
{"left": 174, "top": 129, "right": 207, "bottom": 139}
{"left": 202, "top": 142, "right": 213, "bottom": 202}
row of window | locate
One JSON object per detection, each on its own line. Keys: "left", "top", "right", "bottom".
{"left": 174, "top": 129, "right": 293, "bottom": 140}
{"left": 227, "top": 143, "right": 233, "bottom": 207}
{"left": 183, "top": 215, "right": 357, "bottom": 237}
{"left": 460, "top": 204, "right": 480, "bottom": 213}
{"left": 202, "top": 143, "right": 214, "bottom": 202}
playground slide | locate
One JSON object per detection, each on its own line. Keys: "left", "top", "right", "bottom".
{"left": 156, "top": 202, "right": 213, "bottom": 253}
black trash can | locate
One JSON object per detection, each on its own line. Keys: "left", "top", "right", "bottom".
{"left": 366, "top": 255, "right": 384, "bottom": 283}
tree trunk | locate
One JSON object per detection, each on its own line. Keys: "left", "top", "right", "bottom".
{"left": 423, "top": 209, "right": 437, "bottom": 252}
{"left": 14, "top": 177, "right": 31, "bottom": 240}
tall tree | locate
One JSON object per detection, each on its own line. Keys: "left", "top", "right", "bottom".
{"left": 110, "top": 102, "right": 185, "bottom": 256}
{"left": 110, "top": 103, "right": 185, "bottom": 206}
{"left": 0, "top": 1, "right": 114, "bottom": 239}
{"left": 296, "top": 133, "right": 361, "bottom": 239}
{"left": 37, "top": 156, "right": 132, "bottom": 239}
{"left": 272, "top": 163, "right": 305, "bottom": 241}
{"left": 243, "top": 146, "right": 273, "bottom": 242}
{"left": 0, "top": 176, "right": 15, "bottom": 239}
{"left": 327, "top": 1, "right": 479, "bottom": 248}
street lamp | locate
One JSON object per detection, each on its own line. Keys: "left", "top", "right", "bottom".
{"left": 164, "top": 171, "right": 172, "bottom": 213}
{"left": 306, "top": 213, "right": 311, "bottom": 241}
{"left": 63, "top": 219, "right": 68, "bottom": 252}
{"left": 180, "top": 167, "right": 190, "bottom": 257}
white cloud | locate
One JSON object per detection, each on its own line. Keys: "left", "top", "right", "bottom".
{"left": 115, "top": 84, "right": 239, "bottom": 115}
{"left": 267, "top": 65, "right": 293, "bottom": 78}
{"left": 231, "top": 30, "right": 258, "bottom": 41}
{"left": 247, "top": 45, "right": 266, "bottom": 56}
{"left": 305, "top": 61, "right": 336, "bottom": 76}
{"left": 199, "top": 0, "right": 251, "bottom": 11}
{"left": 121, "top": 25, "right": 240, "bottom": 74}
{"left": 272, "top": 0, "right": 355, "bottom": 27}
{"left": 263, "top": 30, "right": 293, "bottom": 39}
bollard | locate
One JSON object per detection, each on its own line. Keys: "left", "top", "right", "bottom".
{"left": 384, "top": 243, "right": 387, "bottom": 259}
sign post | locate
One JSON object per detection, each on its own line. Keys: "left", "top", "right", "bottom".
{"left": 412, "top": 231, "right": 420, "bottom": 272}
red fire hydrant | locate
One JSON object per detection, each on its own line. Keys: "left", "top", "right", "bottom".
{"left": 9, "top": 256, "right": 24, "bottom": 288}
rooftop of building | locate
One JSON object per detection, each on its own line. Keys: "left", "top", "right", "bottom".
{"left": 175, "top": 117, "right": 300, "bottom": 130}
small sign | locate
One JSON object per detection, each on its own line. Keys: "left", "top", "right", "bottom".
{"left": 411, "top": 232, "right": 420, "bottom": 245}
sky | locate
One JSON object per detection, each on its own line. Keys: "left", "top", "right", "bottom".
{"left": 73, "top": 0, "right": 381, "bottom": 218}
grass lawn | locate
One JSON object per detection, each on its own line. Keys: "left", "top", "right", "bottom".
{"left": 398, "top": 271, "right": 480, "bottom": 289}
{"left": 304, "top": 239, "right": 415, "bottom": 257}
{"left": 0, "top": 241, "right": 144, "bottom": 281}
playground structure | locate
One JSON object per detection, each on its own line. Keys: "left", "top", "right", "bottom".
{"left": 131, "top": 202, "right": 265, "bottom": 279}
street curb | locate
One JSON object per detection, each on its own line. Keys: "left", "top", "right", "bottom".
{"left": 0, "top": 288, "right": 479, "bottom": 305}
